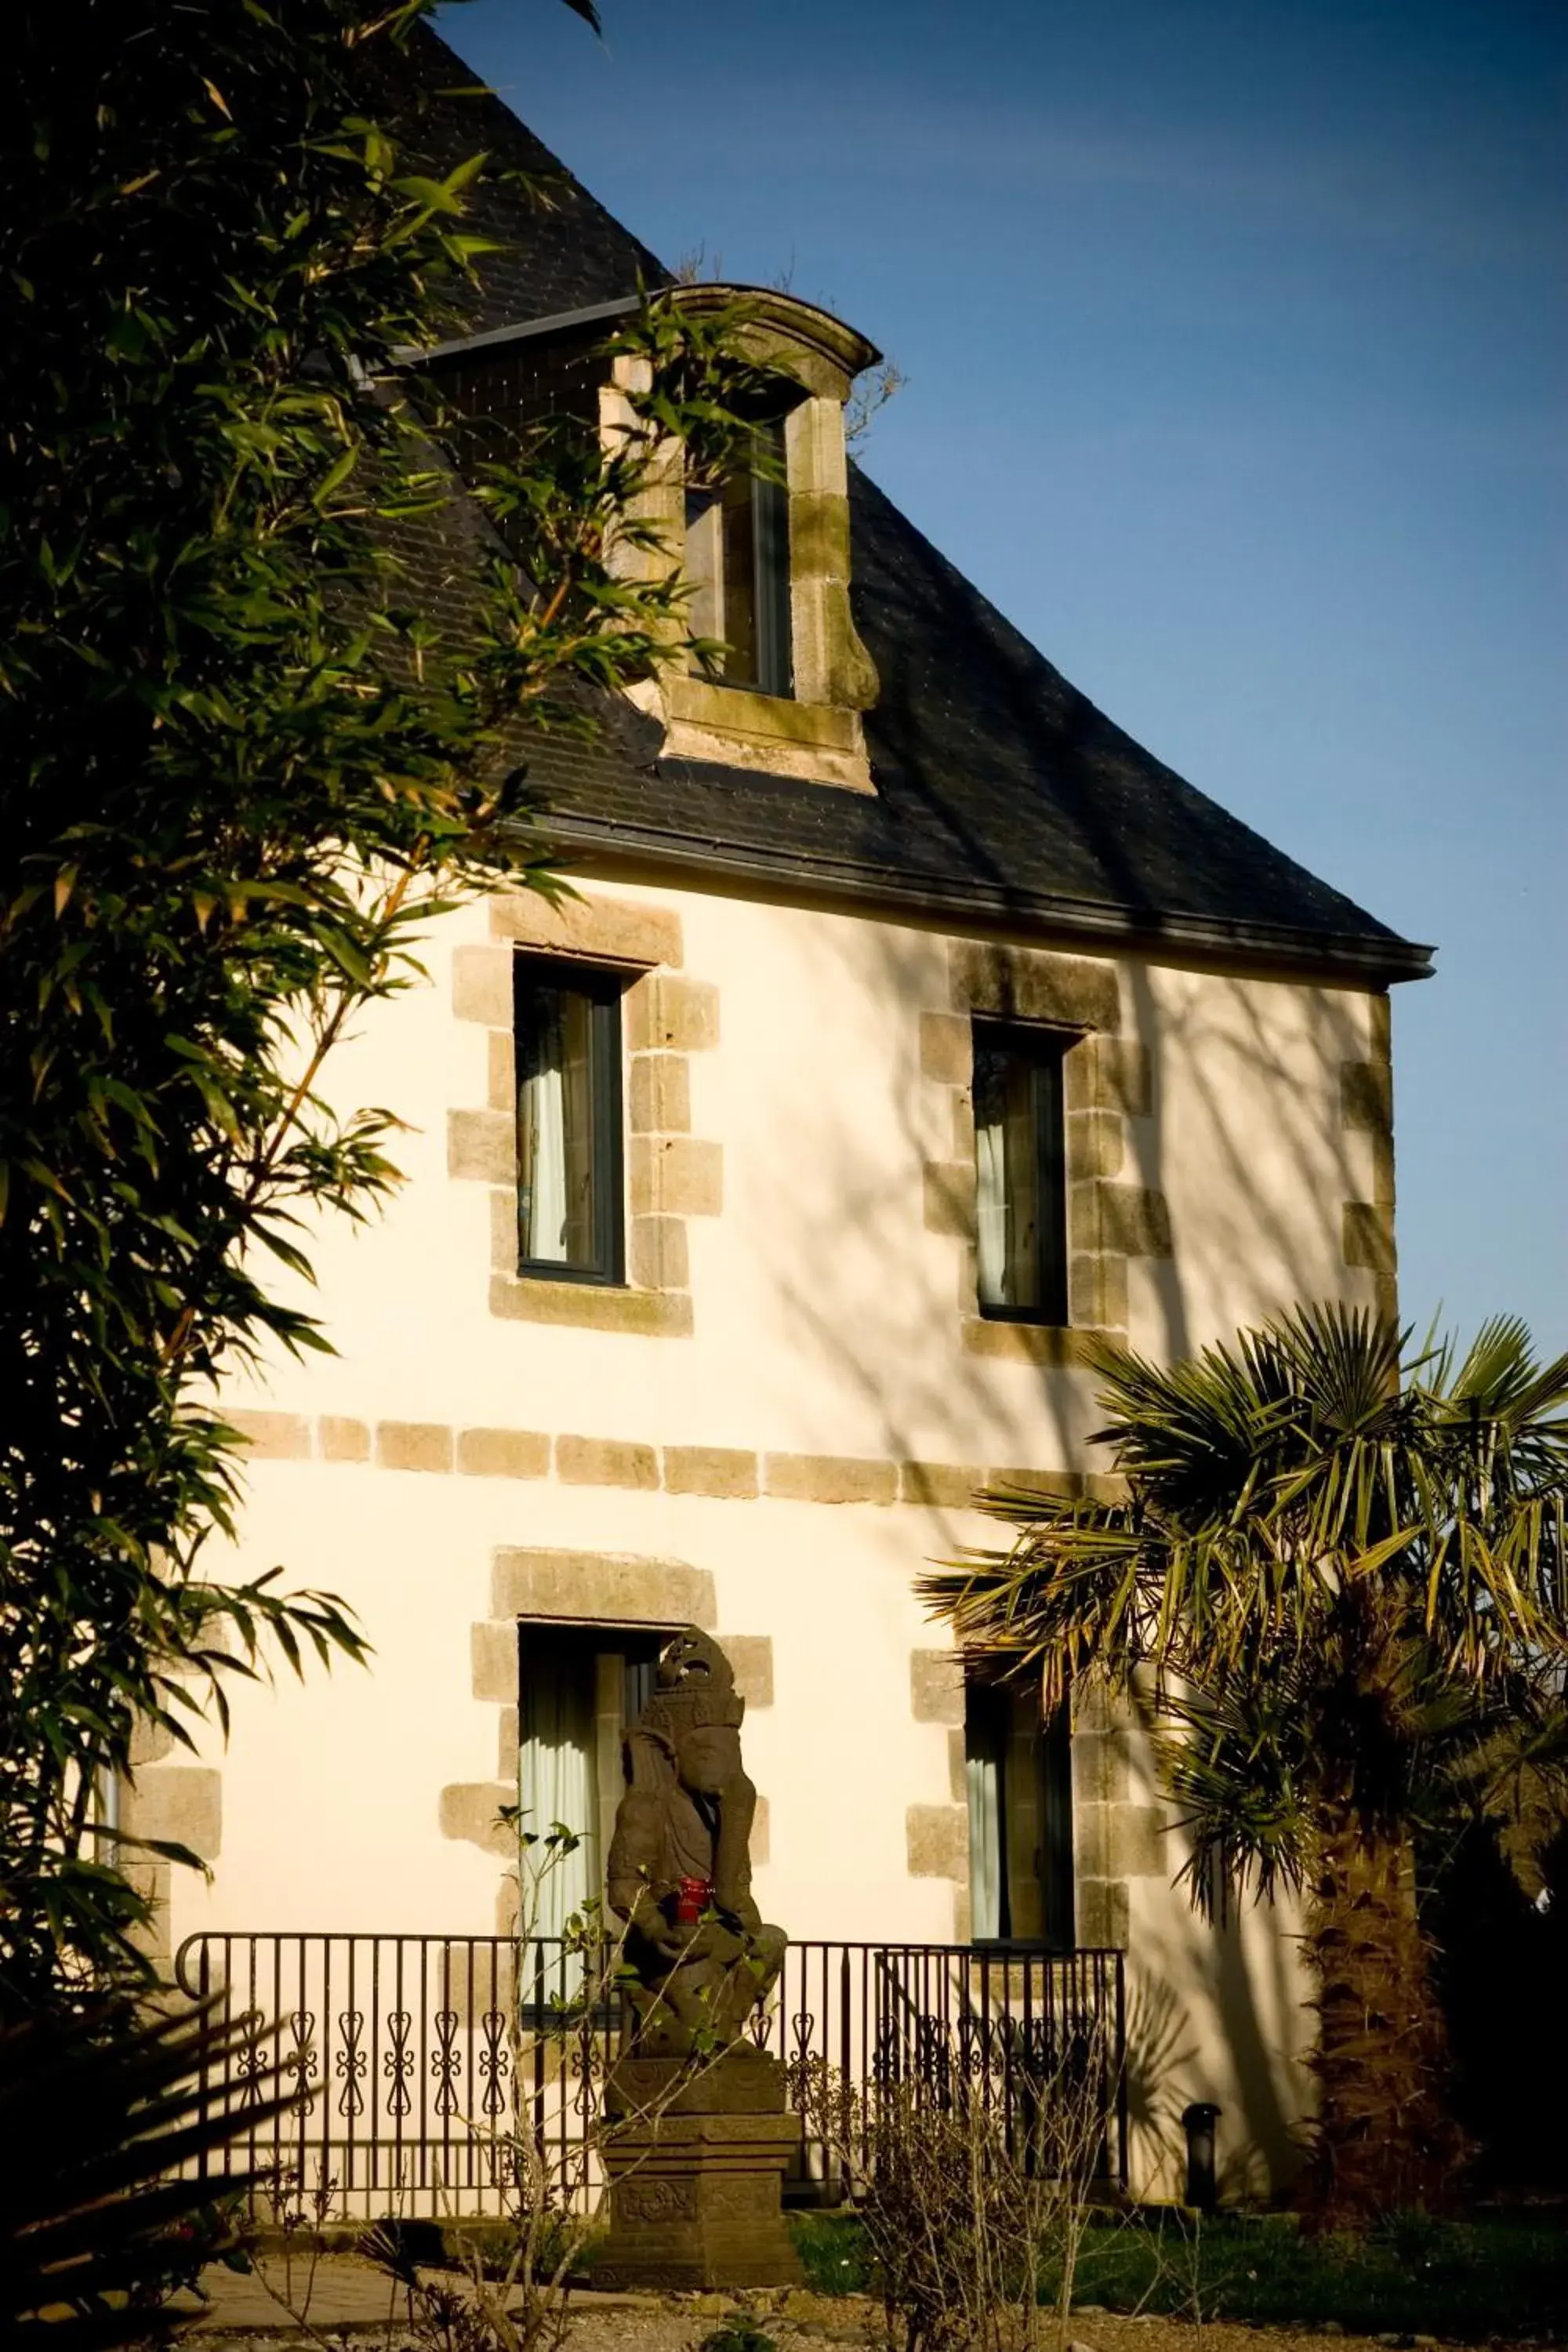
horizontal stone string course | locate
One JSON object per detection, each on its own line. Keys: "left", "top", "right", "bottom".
{"left": 222, "top": 1410, "right": 1123, "bottom": 1509}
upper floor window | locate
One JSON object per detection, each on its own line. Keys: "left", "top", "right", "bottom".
{"left": 684, "top": 419, "right": 791, "bottom": 699}
{"left": 972, "top": 1021, "right": 1069, "bottom": 1324}
{"left": 514, "top": 955, "right": 625, "bottom": 1284}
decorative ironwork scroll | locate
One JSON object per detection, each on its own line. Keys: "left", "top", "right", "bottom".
{"left": 335, "top": 2010, "right": 366, "bottom": 2118}
{"left": 384, "top": 2010, "right": 414, "bottom": 2118}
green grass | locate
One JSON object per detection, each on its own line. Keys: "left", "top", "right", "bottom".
{"left": 787, "top": 2206, "right": 1568, "bottom": 2340}
{"left": 789, "top": 2212, "right": 875, "bottom": 2296}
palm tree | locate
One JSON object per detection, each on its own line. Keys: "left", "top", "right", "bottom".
{"left": 920, "top": 1306, "right": 1568, "bottom": 2225}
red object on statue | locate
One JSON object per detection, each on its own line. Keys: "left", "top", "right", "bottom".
{"left": 675, "top": 1875, "right": 713, "bottom": 1926}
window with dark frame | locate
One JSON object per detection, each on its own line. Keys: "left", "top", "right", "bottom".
{"left": 964, "top": 1674, "right": 1075, "bottom": 1949}
{"left": 971, "top": 1021, "right": 1070, "bottom": 1324}
{"left": 516, "top": 1623, "right": 670, "bottom": 1944}
{"left": 684, "top": 418, "right": 792, "bottom": 699}
{"left": 513, "top": 956, "right": 625, "bottom": 1284}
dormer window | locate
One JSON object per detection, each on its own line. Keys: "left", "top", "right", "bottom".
{"left": 658, "top": 285, "right": 882, "bottom": 791}
{"left": 683, "top": 420, "right": 792, "bottom": 698}
{"left": 410, "top": 283, "right": 884, "bottom": 791}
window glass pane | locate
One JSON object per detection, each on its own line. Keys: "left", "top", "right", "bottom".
{"left": 683, "top": 423, "right": 790, "bottom": 696}
{"left": 719, "top": 469, "right": 758, "bottom": 686}
{"left": 974, "top": 1038, "right": 1041, "bottom": 1309}
{"left": 556, "top": 991, "right": 596, "bottom": 1261}
{"left": 973, "top": 1027, "right": 1068, "bottom": 1321}
{"left": 966, "top": 1678, "right": 1076, "bottom": 1947}
{"left": 967, "top": 1730, "right": 1005, "bottom": 1940}
{"left": 1002, "top": 1059, "right": 1043, "bottom": 1303}
{"left": 518, "top": 1634, "right": 597, "bottom": 1942}
{"left": 517, "top": 981, "right": 597, "bottom": 1265}
{"left": 514, "top": 961, "right": 622, "bottom": 1279}
{"left": 974, "top": 1061, "right": 1008, "bottom": 1307}
{"left": 751, "top": 423, "right": 791, "bottom": 697}
{"left": 624, "top": 1651, "right": 657, "bottom": 1728}
{"left": 683, "top": 489, "right": 722, "bottom": 654}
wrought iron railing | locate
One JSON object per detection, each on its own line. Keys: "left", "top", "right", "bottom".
{"left": 172, "top": 1933, "right": 1127, "bottom": 2218}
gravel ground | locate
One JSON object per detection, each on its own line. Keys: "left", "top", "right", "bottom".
{"left": 165, "top": 2258, "right": 1548, "bottom": 2352}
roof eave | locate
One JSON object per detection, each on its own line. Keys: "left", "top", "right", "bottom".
{"left": 390, "top": 292, "right": 641, "bottom": 369}
{"left": 520, "top": 814, "right": 1436, "bottom": 986}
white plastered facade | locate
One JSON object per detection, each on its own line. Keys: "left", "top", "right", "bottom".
{"left": 151, "top": 873, "right": 1398, "bottom": 2202}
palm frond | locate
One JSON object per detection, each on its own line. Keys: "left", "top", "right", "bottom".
{"left": 1270, "top": 1298, "right": 1405, "bottom": 1432}
{"left": 1443, "top": 1314, "right": 1539, "bottom": 1411}
{"left": 1152, "top": 1672, "right": 1316, "bottom": 1915}
{"left": 1442, "top": 1704, "right": 1568, "bottom": 1901}
{"left": 1, "top": 1997, "right": 293, "bottom": 2346}
{"left": 922, "top": 1300, "right": 1568, "bottom": 1922}
{"left": 917, "top": 1501, "right": 1154, "bottom": 1714}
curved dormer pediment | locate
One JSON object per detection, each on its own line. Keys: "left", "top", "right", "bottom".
{"left": 666, "top": 283, "right": 880, "bottom": 405}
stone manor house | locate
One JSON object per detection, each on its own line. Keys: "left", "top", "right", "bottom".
{"left": 143, "top": 30, "right": 1432, "bottom": 2205}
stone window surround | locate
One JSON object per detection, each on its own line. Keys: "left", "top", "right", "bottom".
{"left": 117, "top": 1724, "right": 223, "bottom": 1978}
{"left": 906, "top": 1645, "right": 1164, "bottom": 1951}
{"left": 448, "top": 888, "right": 722, "bottom": 1339}
{"left": 912, "top": 935, "right": 1171, "bottom": 1945}
{"left": 448, "top": 1546, "right": 775, "bottom": 1932}
{"left": 920, "top": 939, "right": 1172, "bottom": 1368}
{"left": 1339, "top": 993, "right": 1399, "bottom": 1323}
{"left": 609, "top": 286, "right": 883, "bottom": 794}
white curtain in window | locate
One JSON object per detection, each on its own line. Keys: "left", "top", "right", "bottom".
{"left": 966, "top": 1747, "right": 1004, "bottom": 1940}
{"left": 975, "top": 1115, "right": 1008, "bottom": 1307}
{"left": 519, "top": 1057, "right": 568, "bottom": 1261}
{"left": 518, "top": 1653, "right": 597, "bottom": 1941}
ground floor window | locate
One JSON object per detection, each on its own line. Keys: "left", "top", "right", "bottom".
{"left": 516, "top": 1624, "right": 666, "bottom": 1937}
{"left": 964, "top": 1673, "right": 1074, "bottom": 1947}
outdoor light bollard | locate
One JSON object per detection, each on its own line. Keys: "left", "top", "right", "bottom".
{"left": 1181, "top": 2100, "right": 1221, "bottom": 2213}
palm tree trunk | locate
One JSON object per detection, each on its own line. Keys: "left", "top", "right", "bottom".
{"left": 1301, "top": 1804, "right": 1466, "bottom": 2225}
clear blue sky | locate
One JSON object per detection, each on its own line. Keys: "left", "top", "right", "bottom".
{"left": 443, "top": 0, "right": 1566, "bottom": 1351}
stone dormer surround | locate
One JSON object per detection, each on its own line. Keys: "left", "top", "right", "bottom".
{"left": 611, "top": 285, "right": 883, "bottom": 793}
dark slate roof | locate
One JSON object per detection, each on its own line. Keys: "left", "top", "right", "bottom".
{"left": 387, "top": 28, "right": 1432, "bottom": 984}
{"left": 363, "top": 26, "right": 669, "bottom": 332}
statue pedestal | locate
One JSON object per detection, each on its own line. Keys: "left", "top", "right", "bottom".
{"left": 596, "top": 2048, "right": 804, "bottom": 2290}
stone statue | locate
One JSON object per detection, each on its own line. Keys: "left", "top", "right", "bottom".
{"left": 598, "top": 1629, "right": 800, "bottom": 2288}
{"left": 605, "top": 1628, "right": 786, "bottom": 2056}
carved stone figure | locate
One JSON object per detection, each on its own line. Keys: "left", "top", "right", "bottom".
{"left": 605, "top": 1628, "right": 786, "bottom": 2056}
{"left": 599, "top": 1629, "right": 800, "bottom": 2287}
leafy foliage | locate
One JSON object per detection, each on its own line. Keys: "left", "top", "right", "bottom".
{"left": 0, "top": 0, "right": 767, "bottom": 2002}
{"left": 695, "top": 2316, "right": 778, "bottom": 2352}
{"left": 922, "top": 1305, "right": 1568, "bottom": 2221}
{"left": 2, "top": 1996, "right": 284, "bottom": 2346}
